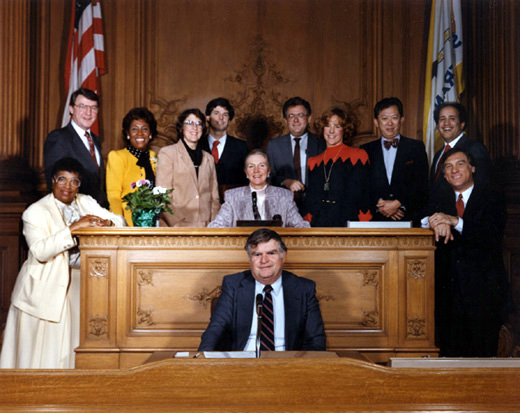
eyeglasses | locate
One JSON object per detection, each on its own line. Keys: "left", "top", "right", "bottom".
{"left": 54, "top": 176, "right": 81, "bottom": 188}
{"left": 287, "top": 113, "right": 308, "bottom": 120}
{"left": 74, "top": 104, "right": 99, "bottom": 113}
{"left": 184, "top": 120, "right": 203, "bottom": 128}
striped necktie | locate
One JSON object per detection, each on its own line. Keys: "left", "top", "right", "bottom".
{"left": 260, "top": 284, "right": 275, "bottom": 351}
{"left": 85, "top": 131, "right": 99, "bottom": 168}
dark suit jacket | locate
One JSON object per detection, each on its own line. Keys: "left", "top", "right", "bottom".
{"left": 198, "top": 270, "right": 326, "bottom": 351}
{"left": 361, "top": 136, "right": 429, "bottom": 222}
{"left": 199, "top": 135, "right": 249, "bottom": 187}
{"left": 266, "top": 133, "right": 325, "bottom": 187}
{"left": 423, "top": 184, "right": 512, "bottom": 355}
{"left": 44, "top": 122, "right": 108, "bottom": 207}
{"left": 429, "top": 134, "right": 491, "bottom": 195}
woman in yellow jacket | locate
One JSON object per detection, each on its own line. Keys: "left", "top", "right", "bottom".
{"left": 106, "top": 107, "right": 158, "bottom": 225}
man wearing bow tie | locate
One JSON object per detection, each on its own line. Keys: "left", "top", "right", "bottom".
{"left": 361, "top": 97, "right": 428, "bottom": 222}
{"left": 420, "top": 148, "right": 511, "bottom": 357}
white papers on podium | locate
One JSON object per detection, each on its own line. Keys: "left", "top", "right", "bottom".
{"left": 203, "top": 351, "right": 256, "bottom": 358}
{"left": 347, "top": 221, "right": 412, "bottom": 228}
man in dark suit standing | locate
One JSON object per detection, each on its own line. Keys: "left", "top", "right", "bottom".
{"left": 422, "top": 148, "right": 511, "bottom": 357}
{"left": 430, "top": 102, "right": 491, "bottom": 195}
{"left": 266, "top": 97, "right": 325, "bottom": 211}
{"left": 44, "top": 88, "right": 108, "bottom": 207}
{"left": 361, "top": 97, "right": 429, "bottom": 222}
{"left": 199, "top": 97, "right": 249, "bottom": 200}
{"left": 198, "top": 228, "right": 326, "bottom": 352}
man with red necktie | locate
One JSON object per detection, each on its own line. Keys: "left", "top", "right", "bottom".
{"left": 421, "top": 147, "right": 512, "bottom": 357}
{"left": 44, "top": 88, "right": 108, "bottom": 207}
{"left": 198, "top": 228, "right": 326, "bottom": 352}
{"left": 361, "top": 97, "right": 429, "bottom": 222}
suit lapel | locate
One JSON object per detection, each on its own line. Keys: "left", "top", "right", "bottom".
{"left": 372, "top": 141, "right": 390, "bottom": 186}
{"left": 392, "top": 138, "right": 410, "bottom": 184}
{"left": 236, "top": 271, "right": 256, "bottom": 350}
{"left": 67, "top": 123, "right": 100, "bottom": 173}
{"left": 237, "top": 187, "right": 254, "bottom": 220}
{"left": 178, "top": 142, "right": 199, "bottom": 188}
{"left": 282, "top": 272, "right": 300, "bottom": 351}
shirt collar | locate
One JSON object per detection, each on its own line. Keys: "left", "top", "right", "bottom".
{"left": 446, "top": 132, "right": 464, "bottom": 148}
{"left": 208, "top": 133, "right": 227, "bottom": 148}
{"left": 71, "top": 119, "right": 90, "bottom": 137}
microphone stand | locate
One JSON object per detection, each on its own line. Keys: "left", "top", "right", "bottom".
{"left": 255, "top": 293, "right": 263, "bottom": 358}
{"left": 252, "top": 192, "right": 261, "bottom": 221}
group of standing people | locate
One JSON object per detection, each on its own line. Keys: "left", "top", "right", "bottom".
{"left": 0, "top": 88, "right": 512, "bottom": 370}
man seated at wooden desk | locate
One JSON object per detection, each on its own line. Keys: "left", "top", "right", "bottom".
{"left": 198, "top": 228, "right": 326, "bottom": 352}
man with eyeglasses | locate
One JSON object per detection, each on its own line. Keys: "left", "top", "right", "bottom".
{"left": 44, "top": 88, "right": 108, "bottom": 207}
{"left": 198, "top": 97, "right": 249, "bottom": 201}
{"left": 266, "top": 97, "right": 325, "bottom": 212}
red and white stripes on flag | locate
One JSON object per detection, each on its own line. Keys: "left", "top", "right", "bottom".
{"left": 61, "top": 0, "right": 106, "bottom": 132}
{"left": 422, "top": 0, "right": 464, "bottom": 164}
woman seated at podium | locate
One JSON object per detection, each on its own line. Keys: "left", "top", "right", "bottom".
{"left": 0, "top": 157, "right": 126, "bottom": 369}
{"left": 156, "top": 108, "right": 220, "bottom": 227}
{"left": 106, "top": 107, "right": 158, "bottom": 225}
{"left": 303, "top": 107, "right": 372, "bottom": 226}
{"left": 208, "top": 149, "right": 310, "bottom": 227}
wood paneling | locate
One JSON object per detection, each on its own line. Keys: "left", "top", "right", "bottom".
{"left": 73, "top": 228, "right": 436, "bottom": 368}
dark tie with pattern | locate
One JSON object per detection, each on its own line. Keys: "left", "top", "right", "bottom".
{"left": 434, "top": 144, "right": 451, "bottom": 181}
{"left": 383, "top": 138, "right": 399, "bottom": 150}
{"left": 212, "top": 140, "right": 220, "bottom": 164}
{"left": 260, "top": 284, "right": 275, "bottom": 351}
{"left": 85, "top": 131, "right": 98, "bottom": 168}
{"left": 456, "top": 193, "right": 465, "bottom": 218}
{"left": 293, "top": 138, "right": 302, "bottom": 182}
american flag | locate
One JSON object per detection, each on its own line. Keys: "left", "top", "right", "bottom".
{"left": 61, "top": 0, "right": 106, "bottom": 133}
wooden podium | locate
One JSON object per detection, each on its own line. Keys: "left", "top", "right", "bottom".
{"left": 73, "top": 227, "right": 437, "bottom": 368}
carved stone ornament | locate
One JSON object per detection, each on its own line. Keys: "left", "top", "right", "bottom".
{"left": 89, "top": 317, "right": 108, "bottom": 337}
{"left": 183, "top": 286, "right": 222, "bottom": 308}
{"left": 407, "top": 316, "right": 426, "bottom": 337}
{"left": 137, "top": 309, "right": 156, "bottom": 326}
{"left": 88, "top": 258, "right": 108, "bottom": 278}
{"left": 407, "top": 259, "right": 426, "bottom": 280}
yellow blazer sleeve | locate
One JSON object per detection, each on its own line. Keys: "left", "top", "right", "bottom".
{"left": 106, "top": 150, "right": 126, "bottom": 216}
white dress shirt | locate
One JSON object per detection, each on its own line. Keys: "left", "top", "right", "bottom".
{"left": 71, "top": 120, "right": 101, "bottom": 165}
{"left": 207, "top": 133, "right": 227, "bottom": 159}
{"left": 381, "top": 135, "right": 400, "bottom": 184}
{"left": 244, "top": 276, "right": 285, "bottom": 351}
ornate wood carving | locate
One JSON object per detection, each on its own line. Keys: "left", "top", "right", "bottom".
{"left": 407, "top": 316, "right": 426, "bottom": 337}
{"left": 183, "top": 286, "right": 222, "bottom": 309}
{"left": 89, "top": 317, "right": 108, "bottom": 337}
{"left": 137, "top": 270, "right": 154, "bottom": 286}
{"left": 362, "top": 270, "right": 379, "bottom": 288}
{"left": 88, "top": 258, "right": 108, "bottom": 278}
{"left": 407, "top": 259, "right": 426, "bottom": 280}
{"left": 137, "top": 309, "right": 156, "bottom": 326}
{"left": 362, "top": 310, "right": 379, "bottom": 327}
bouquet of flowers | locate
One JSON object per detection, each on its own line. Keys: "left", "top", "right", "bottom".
{"left": 122, "top": 180, "right": 173, "bottom": 226}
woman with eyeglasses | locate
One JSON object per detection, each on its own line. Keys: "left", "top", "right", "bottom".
{"left": 0, "top": 157, "right": 126, "bottom": 369}
{"left": 106, "top": 107, "right": 158, "bottom": 225}
{"left": 156, "top": 108, "right": 220, "bottom": 227}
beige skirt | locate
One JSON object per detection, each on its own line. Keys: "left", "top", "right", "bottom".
{"left": 0, "top": 268, "right": 80, "bottom": 369}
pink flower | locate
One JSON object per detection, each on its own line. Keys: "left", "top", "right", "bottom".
{"left": 130, "top": 181, "right": 136, "bottom": 189}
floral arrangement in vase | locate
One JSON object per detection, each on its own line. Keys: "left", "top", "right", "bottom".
{"left": 122, "top": 179, "right": 173, "bottom": 227}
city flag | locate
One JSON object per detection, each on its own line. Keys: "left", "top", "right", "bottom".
{"left": 422, "top": 0, "right": 464, "bottom": 164}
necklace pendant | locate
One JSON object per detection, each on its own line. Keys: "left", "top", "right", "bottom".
{"left": 324, "top": 182, "right": 330, "bottom": 191}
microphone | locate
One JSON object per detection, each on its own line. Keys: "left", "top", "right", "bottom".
{"left": 252, "top": 191, "right": 261, "bottom": 220}
{"left": 272, "top": 214, "right": 282, "bottom": 225}
{"left": 255, "top": 293, "right": 263, "bottom": 358}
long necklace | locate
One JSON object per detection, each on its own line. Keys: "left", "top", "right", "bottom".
{"left": 323, "top": 145, "right": 343, "bottom": 191}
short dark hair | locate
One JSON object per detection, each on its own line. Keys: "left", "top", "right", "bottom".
{"left": 282, "top": 97, "right": 311, "bottom": 118}
{"left": 51, "top": 157, "right": 85, "bottom": 182}
{"left": 434, "top": 102, "right": 467, "bottom": 126}
{"left": 442, "top": 147, "right": 476, "bottom": 172}
{"left": 205, "top": 97, "right": 235, "bottom": 121}
{"left": 122, "top": 107, "right": 158, "bottom": 141}
{"left": 245, "top": 228, "right": 287, "bottom": 257}
{"left": 374, "top": 97, "right": 403, "bottom": 118}
{"left": 69, "top": 88, "right": 100, "bottom": 106}
{"left": 244, "top": 149, "right": 270, "bottom": 171}
{"left": 176, "top": 108, "right": 207, "bottom": 139}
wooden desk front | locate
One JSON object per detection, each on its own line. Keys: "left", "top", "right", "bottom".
{"left": 74, "top": 228, "right": 436, "bottom": 368}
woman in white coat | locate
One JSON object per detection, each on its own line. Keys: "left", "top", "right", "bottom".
{"left": 0, "top": 157, "right": 126, "bottom": 369}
